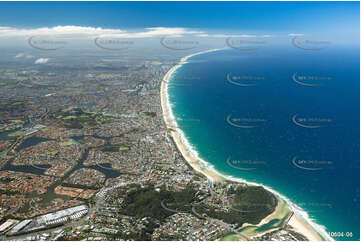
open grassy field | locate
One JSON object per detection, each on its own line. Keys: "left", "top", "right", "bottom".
{"left": 219, "top": 232, "right": 245, "bottom": 241}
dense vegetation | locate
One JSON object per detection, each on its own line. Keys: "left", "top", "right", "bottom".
{"left": 195, "top": 185, "right": 277, "bottom": 226}
{"left": 107, "top": 183, "right": 277, "bottom": 240}
{"left": 119, "top": 184, "right": 196, "bottom": 220}
{"left": 110, "top": 184, "right": 197, "bottom": 240}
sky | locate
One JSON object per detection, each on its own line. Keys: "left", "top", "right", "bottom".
{"left": 0, "top": 2, "right": 359, "bottom": 31}
{"left": 0, "top": 2, "right": 359, "bottom": 46}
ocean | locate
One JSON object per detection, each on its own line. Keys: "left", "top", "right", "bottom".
{"left": 167, "top": 43, "right": 360, "bottom": 241}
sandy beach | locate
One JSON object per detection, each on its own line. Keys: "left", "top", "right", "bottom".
{"left": 160, "top": 48, "right": 327, "bottom": 241}
{"left": 160, "top": 48, "right": 225, "bottom": 183}
{"left": 288, "top": 213, "right": 323, "bottom": 241}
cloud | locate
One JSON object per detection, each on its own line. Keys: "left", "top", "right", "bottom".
{"left": 0, "top": 25, "right": 275, "bottom": 42}
{"left": 14, "top": 53, "right": 25, "bottom": 58}
{"left": 34, "top": 58, "right": 49, "bottom": 64}
{"left": 15, "top": 53, "right": 34, "bottom": 59}
{"left": 288, "top": 33, "right": 304, "bottom": 37}
{"left": 196, "top": 34, "right": 272, "bottom": 38}
{"left": 0, "top": 25, "right": 203, "bottom": 39}
{"left": 0, "top": 26, "right": 126, "bottom": 38}
{"left": 92, "top": 27, "right": 204, "bottom": 38}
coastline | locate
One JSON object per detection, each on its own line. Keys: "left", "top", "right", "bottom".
{"left": 160, "top": 48, "right": 332, "bottom": 241}
{"left": 160, "top": 48, "right": 226, "bottom": 183}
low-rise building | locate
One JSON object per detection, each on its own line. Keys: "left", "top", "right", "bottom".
{"left": 0, "top": 219, "right": 18, "bottom": 233}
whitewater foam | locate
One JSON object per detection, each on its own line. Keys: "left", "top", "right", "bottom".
{"left": 162, "top": 48, "right": 334, "bottom": 241}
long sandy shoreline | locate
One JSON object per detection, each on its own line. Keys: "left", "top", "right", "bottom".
{"left": 160, "top": 48, "right": 331, "bottom": 241}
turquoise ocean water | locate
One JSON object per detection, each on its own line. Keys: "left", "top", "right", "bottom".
{"left": 167, "top": 44, "right": 360, "bottom": 241}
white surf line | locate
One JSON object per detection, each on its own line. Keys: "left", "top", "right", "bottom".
{"left": 161, "top": 47, "right": 334, "bottom": 241}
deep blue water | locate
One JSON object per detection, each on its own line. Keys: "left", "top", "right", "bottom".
{"left": 168, "top": 44, "right": 360, "bottom": 240}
